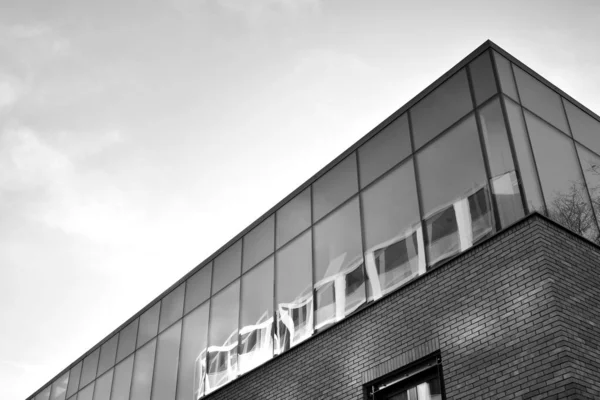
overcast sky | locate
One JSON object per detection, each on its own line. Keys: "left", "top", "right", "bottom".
{"left": 1, "top": 0, "right": 599, "bottom": 398}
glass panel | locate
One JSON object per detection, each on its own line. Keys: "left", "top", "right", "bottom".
{"left": 130, "top": 339, "right": 157, "bottom": 400}
{"left": 504, "top": 98, "right": 544, "bottom": 213}
{"left": 212, "top": 240, "right": 242, "bottom": 294}
{"left": 361, "top": 159, "right": 425, "bottom": 300}
{"left": 493, "top": 51, "right": 519, "bottom": 102}
{"left": 275, "top": 230, "right": 313, "bottom": 355}
{"left": 93, "top": 370, "right": 113, "bottom": 400}
{"left": 276, "top": 187, "right": 311, "bottom": 249}
{"left": 577, "top": 145, "right": 600, "bottom": 233}
{"left": 564, "top": 99, "right": 600, "bottom": 155}
{"left": 417, "top": 115, "right": 492, "bottom": 266}
{"left": 239, "top": 257, "right": 274, "bottom": 374}
{"left": 184, "top": 263, "right": 212, "bottom": 315}
{"left": 36, "top": 386, "right": 51, "bottom": 400}
{"left": 137, "top": 302, "right": 160, "bottom": 348}
{"left": 66, "top": 362, "right": 82, "bottom": 398}
{"left": 313, "top": 198, "right": 365, "bottom": 330}
{"left": 176, "top": 301, "right": 209, "bottom": 400}
{"left": 151, "top": 321, "right": 182, "bottom": 400}
{"left": 159, "top": 284, "right": 185, "bottom": 333}
{"left": 116, "top": 319, "right": 139, "bottom": 363}
{"left": 110, "top": 354, "right": 134, "bottom": 400}
{"left": 491, "top": 171, "right": 525, "bottom": 228}
{"left": 97, "top": 334, "right": 119, "bottom": 377}
{"left": 50, "top": 371, "right": 69, "bottom": 400}
{"left": 313, "top": 153, "right": 359, "bottom": 222}
{"left": 525, "top": 111, "right": 599, "bottom": 242}
{"left": 77, "top": 383, "right": 94, "bottom": 400}
{"left": 469, "top": 51, "right": 497, "bottom": 106}
{"left": 206, "top": 280, "right": 240, "bottom": 394}
{"left": 412, "top": 69, "right": 473, "bottom": 149}
{"left": 358, "top": 113, "right": 411, "bottom": 188}
{"left": 242, "top": 215, "right": 274, "bottom": 272}
{"left": 513, "top": 66, "right": 570, "bottom": 134}
{"left": 79, "top": 349, "right": 100, "bottom": 389}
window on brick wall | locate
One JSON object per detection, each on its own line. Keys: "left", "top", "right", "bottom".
{"left": 367, "top": 357, "right": 444, "bottom": 400}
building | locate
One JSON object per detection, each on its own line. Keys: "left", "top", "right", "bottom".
{"left": 28, "top": 40, "right": 600, "bottom": 400}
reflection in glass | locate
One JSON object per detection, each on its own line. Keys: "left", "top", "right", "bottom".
{"left": 36, "top": 386, "right": 51, "bottom": 400}
{"left": 110, "top": 354, "right": 134, "bottom": 400}
{"left": 275, "top": 231, "right": 313, "bottom": 354}
{"left": 50, "top": 371, "right": 69, "bottom": 400}
{"left": 526, "top": 111, "right": 599, "bottom": 242}
{"left": 79, "top": 349, "right": 99, "bottom": 389}
{"left": 116, "top": 319, "right": 138, "bottom": 363}
{"left": 137, "top": 302, "right": 160, "bottom": 348}
{"left": 564, "top": 99, "right": 600, "bottom": 155}
{"left": 159, "top": 284, "right": 184, "bottom": 332}
{"left": 313, "top": 153, "right": 359, "bottom": 222}
{"left": 92, "top": 369, "right": 113, "bottom": 400}
{"left": 493, "top": 51, "right": 519, "bottom": 102}
{"left": 77, "top": 383, "right": 94, "bottom": 400}
{"left": 97, "top": 334, "right": 118, "bottom": 377}
{"left": 206, "top": 281, "right": 240, "bottom": 394}
{"left": 412, "top": 69, "right": 473, "bottom": 149}
{"left": 491, "top": 172, "right": 524, "bottom": 228}
{"left": 276, "top": 187, "right": 311, "bottom": 249}
{"left": 184, "top": 263, "right": 212, "bottom": 315}
{"left": 314, "top": 198, "right": 365, "bottom": 330}
{"left": 176, "top": 301, "right": 209, "bottom": 400}
{"left": 65, "top": 362, "right": 82, "bottom": 398}
{"left": 577, "top": 145, "right": 600, "bottom": 234}
{"left": 212, "top": 240, "right": 242, "bottom": 294}
{"left": 469, "top": 50, "right": 497, "bottom": 106}
{"left": 361, "top": 160, "right": 425, "bottom": 300}
{"left": 358, "top": 113, "right": 411, "bottom": 188}
{"left": 152, "top": 321, "right": 182, "bottom": 400}
{"left": 243, "top": 215, "right": 274, "bottom": 272}
{"left": 130, "top": 339, "right": 157, "bottom": 400}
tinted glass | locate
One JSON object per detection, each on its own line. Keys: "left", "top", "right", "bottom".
{"left": 358, "top": 113, "right": 411, "bottom": 188}
{"left": 491, "top": 171, "right": 524, "bottom": 229}
{"left": 212, "top": 240, "right": 242, "bottom": 294}
{"left": 276, "top": 187, "right": 311, "bottom": 249}
{"left": 526, "top": 111, "right": 599, "bottom": 241}
{"left": 36, "top": 387, "right": 51, "bottom": 400}
{"left": 184, "top": 263, "right": 212, "bottom": 314}
{"left": 79, "top": 349, "right": 100, "bottom": 389}
{"left": 206, "top": 280, "right": 240, "bottom": 394}
{"left": 77, "top": 383, "right": 94, "bottom": 400}
{"left": 513, "top": 66, "right": 570, "bottom": 134}
{"left": 564, "top": 99, "right": 600, "bottom": 155}
{"left": 313, "top": 198, "right": 364, "bottom": 330}
{"left": 504, "top": 98, "right": 544, "bottom": 213}
{"left": 50, "top": 371, "right": 69, "bottom": 400}
{"left": 493, "top": 51, "right": 519, "bottom": 101}
{"left": 92, "top": 369, "right": 113, "bottom": 400}
{"left": 116, "top": 319, "right": 138, "bottom": 363}
{"left": 577, "top": 144, "right": 600, "bottom": 240}
{"left": 239, "top": 256, "right": 274, "bottom": 374}
{"left": 417, "top": 115, "right": 492, "bottom": 266}
{"left": 361, "top": 159, "right": 425, "bottom": 300}
{"left": 66, "top": 362, "right": 82, "bottom": 398}
{"left": 469, "top": 51, "right": 497, "bottom": 106}
{"left": 111, "top": 354, "right": 134, "bottom": 400}
{"left": 412, "top": 69, "right": 473, "bottom": 149}
{"left": 97, "top": 334, "right": 119, "bottom": 377}
{"left": 313, "top": 153, "right": 359, "bottom": 222}
{"left": 159, "top": 284, "right": 184, "bottom": 333}
{"left": 151, "top": 321, "right": 182, "bottom": 400}
{"left": 275, "top": 230, "right": 313, "bottom": 354}
{"left": 176, "top": 301, "right": 209, "bottom": 400}
{"left": 242, "top": 215, "right": 274, "bottom": 272}
{"left": 137, "top": 302, "right": 160, "bottom": 348}
{"left": 130, "top": 339, "right": 157, "bottom": 400}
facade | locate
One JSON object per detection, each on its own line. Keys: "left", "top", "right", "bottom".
{"left": 28, "top": 40, "right": 600, "bottom": 400}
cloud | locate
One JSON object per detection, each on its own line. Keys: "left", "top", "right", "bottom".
{"left": 216, "top": 0, "right": 320, "bottom": 22}
{"left": 0, "top": 74, "right": 26, "bottom": 111}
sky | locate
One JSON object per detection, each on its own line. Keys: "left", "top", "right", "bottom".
{"left": 1, "top": 0, "right": 599, "bottom": 398}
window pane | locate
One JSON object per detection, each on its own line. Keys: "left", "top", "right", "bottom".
{"left": 151, "top": 321, "right": 182, "bottom": 400}
{"left": 504, "top": 98, "right": 544, "bottom": 213}
{"left": 116, "top": 319, "right": 139, "bottom": 363}
{"left": 242, "top": 215, "right": 274, "bottom": 272}
{"left": 50, "top": 371, "right": 69, "bottom": 400}
{"left": 206, "top": 280, "right": 240, "bottom": 394}
{"left": 313, "top": 153, "right": 359, "bottom": 222}
{"left": 577, "top": 145, "right": 600, "bottom": 226}
{"left": 313, "top": 198, "right": 365, "bottom": 330}
{"left": 212, "top": 240, "right": 242, "bottom": 294}
{"left": 77, "top": 383, "right": 94, "bottom": 400}
{"left": 564, "top": 99, "right": 600, "bottom": 155}
{"left": 79, "top": 349, "right": 100, "bottom": 389}
{"left": 513, "top": 66, "right": 570, "bottom": 134}
{"left": 491, "top": 171, "right": 525, "bottom": 228}
{"left": 276, "top": 187, "right": 311, "bottom": 249}
{"left": 275, "top": 230, "right": 313, "bottom": 355}
{"left": 417, "top": 115, "right": 492, "bottom": 266}
{"left": 358, "top": 113, "right": 411, "bottom": 188}
{"left": 93, "top": 370, "right": 113, "bottom": 400}
{"left": 159, "top": 284, "right": 184, "bottom": 333}
{"left": 412, "top": 69, "right": 473, "bottom": 149}
{"left": 110, "top": 354, "right": 134, "bottom": 400}
{"left": 361, "top": 159, "right": 425, "bottom": 300}
{"left": 239, "top": 257, "right": 274, "bottom": 374}
{"left": 66, "top": 362, "right": 82, "bottom": 398}
{"left": 97, "top": 334, "right": 119, "bottom": 377}
{"left": 184, "top": 263, "right": 212, "bottom": 315}
{"left": 37, "top": 386, "right": 51, "bottom": 400}
{"left": 493, "top": 51, "right": 518, "bottom": 102}
{"left": 130, "top": 339, "right": 157, "bottom": 400}
{"left": 525, "top": 111, "right": 599, "bottom": 241}
{"left": 176, "top": 301, "right": 209, "bottom": 400}
{"left": 470, "top": 51, "right": 497, "bottom": 106}
{"left": 137, "top": 302, "right": 160, "bottom": 348}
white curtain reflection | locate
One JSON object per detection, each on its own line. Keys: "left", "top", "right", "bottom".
{"left": 203, "top": 331, "right": 238, "bottom": 395}
{"left": 238, "top": 311, "right": 273, "bottom": 374}
{"left": 275, "top": 287, "right": 313, "bottom": 354}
